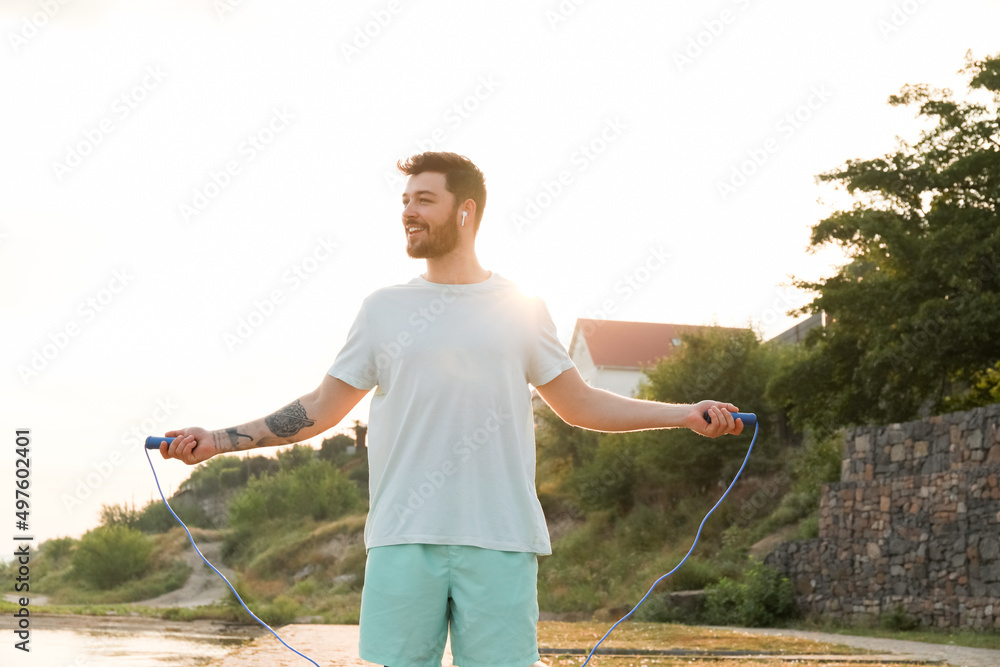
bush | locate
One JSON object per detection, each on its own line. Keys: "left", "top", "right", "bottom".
{"left": 614, "top": 504, "right": 666, "bottom": 552}
{"left": 881, "top": 604, "right": 919, "bottom": 631}
{"left": 664, "top": 557, "right": 725, "bottom": 593}
{"left": 795, "top": 515, "right": 819, "bottom": 540}
{"left": 703, "top": 576, "right": 745, "bottom": 624}
{"left": 72, "top": 525, "right": 154, "bottom": 590}
{"left": 180, "top": 454, "right": 279, "bottom": 496}
{"left": 319, "top": 434, "right": 355, "bottom": 462}
{"left": 276, "top": 444, "right": 316, "bottom": 471}
{"left": 789, "top": 430, "right": 843, "bottom": 499}
{"left": 259, "top": 595, "right": 301, "bottom": 626}
{"left": 101, "top": 499, "right": 212, "bottom": 534}
{"left": 571, "top": 443, "right": 635, "bottom": 513}
{"left": 100, "top": 502, "right": 143, "bottom": 529}
{"left": 704, "top": 560, "right": 796, "bottom": 626}
{"left": 137, "top": 498, "right": 213, "bottom": 533}
{"left": 41, "top": 536, "right": 75, "bottom": 563}
{"left": 228, "top": 460, "right": 360, "bottom": 532}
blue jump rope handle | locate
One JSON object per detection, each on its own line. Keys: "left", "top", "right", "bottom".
{"left": 145, "top": 436, "right": 176, "bottom": 449}
{"left": 703, "top": 410, "right": 757, "bottom": 427}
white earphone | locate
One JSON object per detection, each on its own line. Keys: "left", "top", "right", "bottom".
{"left": 462, "top": 211, "right": 467, "bottom": 227}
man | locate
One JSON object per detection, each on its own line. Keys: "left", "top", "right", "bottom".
{"left": 160, "top": 151, "right": 744, "bottom": 667}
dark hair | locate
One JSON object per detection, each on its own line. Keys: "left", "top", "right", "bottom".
{"left": 397, "top": 152, "right": 487, "bottom": 232}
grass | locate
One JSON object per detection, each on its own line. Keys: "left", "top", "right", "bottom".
{"left": 536, "top": 622, "right": 860, "bottom": 654}
{"left": 0, "top": 598, "right": 246, "bottom": 622}
{"left": 793, "top": 618, "right": 1000, "bottom": 650}
{"left": 543, "top": 661, "right": 915, "bottom": 667}
{"left": 535, "top": 622, "right": 937, "bottom": 667}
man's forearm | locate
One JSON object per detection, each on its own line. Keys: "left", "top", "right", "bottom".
{"left": 571, "top": 386, "right": 691, "bottom": 432}
{"left": 213, "top": 397, "right": 321, "bottom": 452}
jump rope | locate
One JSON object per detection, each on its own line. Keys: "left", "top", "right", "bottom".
{"left": 143, "top": 410, "right": 758, "bottom": 666}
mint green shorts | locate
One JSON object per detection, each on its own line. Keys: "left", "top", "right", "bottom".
{"left": 359, "top": 544, "right": 540, "bottom": 667}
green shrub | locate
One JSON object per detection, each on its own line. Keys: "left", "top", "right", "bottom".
{"left": 742, "top": 560, "right": 796, "bottom": 625}
{"left": 180, "top": 454, "right": 279, "bottom": 496}
{"left": 102, "top": 498, "right": 212, "bottom": 534}
{"left": 789, "top": 430, "right": 843, "bottom": 499}
{"left": 704, "top": 576, "right": 745, "bottom": 624}
{"left": 222, "top": 573, "right": 260, "bottom": 617}
{"left": 881, "top": 604, "right": 919, "bottom": 631}
{"left": 795, "top": 515, "right": 819, "bottom": 540}
{"left": 100, "top": 502, "right": 143, "bottom": 529}
{"left": 138, "top": 499, "right": 213, "bottom": 533}
{"left": 704, "top": 560, "right": 796, "bottom": 626}
{"left": 664, "top": 557, "right": 724, "bottom": 592}
{"left": 259, "top": 595, "right": 301, "bottom": 626}
{"left": 41, "top": 536, "right": 75, "bottom": 563}
{"left": 571, "top": 444, "right": 636, "bottom": 513}
{"left": 319, "top": 434, "right": 355, "bottom": 462}
{"left": 276, "top": 444, "right": 316, "bottom": 471}
{"left": 228, "top": 460, "right": 360, "bottom": 532}
{"left": 218, "top": 467, "right": 246, "bottom": 490}
{"left": 614, "top": 504, "right": 666, "bottom": 552}
{"left": 72, "top": 525, "right": 154, "bottom": 590}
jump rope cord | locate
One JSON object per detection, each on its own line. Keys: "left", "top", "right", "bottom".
{"left": 144, "top": 448, "right": 321, "bottom": 667}
{"left": 580, "top": 420, "right": 759, "bottom": 667}
{"left": 145, "top": 421, "right": 756, "bottom": 667}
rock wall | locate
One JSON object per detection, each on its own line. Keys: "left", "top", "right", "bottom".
{"left": 766, "top": 404, "right": 1000, "bottom": 628}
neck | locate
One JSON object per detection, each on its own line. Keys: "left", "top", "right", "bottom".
{"left": 422, "top": 250, "right": 490, "bottom": 285}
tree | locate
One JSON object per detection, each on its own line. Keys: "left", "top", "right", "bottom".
{"left": 631, "top": 327, "right": 782, "bottom": 498}
{"left": 773, "top": 52, "right": 1000, "bottom": 430}
{"left": 276, "top": 443, "right": 316, "bottom": 470}
{"left": 319, "top": 433, "right": 355, "bottom": 462}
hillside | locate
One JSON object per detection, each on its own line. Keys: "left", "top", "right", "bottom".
{"left": 6, "top": 331, "right": 853, "bottom": 626}
{"left": 10, "top": 410, "right": 837, "bottom": 629}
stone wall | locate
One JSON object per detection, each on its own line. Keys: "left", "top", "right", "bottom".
{"left": 766, "top": 404, "right": 1000, "bottom": 628}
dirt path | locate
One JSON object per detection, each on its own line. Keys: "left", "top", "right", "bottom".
{"left": 140, "top": 540, "right": 236, "bottom": 608}
{"left": 716, "top": 626, "right": 1000, "bottom": 667}
{"left": 2, "top": 541, "right": 233, "bottom": 610}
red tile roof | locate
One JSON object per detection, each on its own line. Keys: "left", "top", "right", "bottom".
{"left": 569, "top": 319, "right": 747, "bottom": 369}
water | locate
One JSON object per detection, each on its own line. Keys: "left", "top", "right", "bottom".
{"left": 1, "top": 626, "right": 250, "bottom": 666}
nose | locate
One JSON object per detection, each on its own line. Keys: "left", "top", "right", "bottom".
{"left": 402, "top": 200, "right": 418, "bottom": 220}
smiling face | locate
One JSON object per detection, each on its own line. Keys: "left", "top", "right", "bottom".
{"left": 401, "top": 171, "right": 464, "bottom": 259}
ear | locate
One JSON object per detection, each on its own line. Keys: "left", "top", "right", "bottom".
{"left": 460, "top": 199, "right": 477, "bottom": 223}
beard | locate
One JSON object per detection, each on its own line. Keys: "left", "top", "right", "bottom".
{"left": 405, "top": 208, "right": 461, "bottom": 259}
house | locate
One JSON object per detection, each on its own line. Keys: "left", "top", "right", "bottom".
{"left": 767, "top": 312, "right": 825, "bottom": 346}
{"left": 566, "top": 318, "right": 749, "bottom": 397}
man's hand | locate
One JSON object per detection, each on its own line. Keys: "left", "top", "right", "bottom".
{"left": 687, "top": 401, "right": 744, "bottom": 437}
{"left": 160, "top": 427, "right": 220, "bottom": 465}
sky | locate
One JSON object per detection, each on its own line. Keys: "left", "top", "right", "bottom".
{"left": 3, "top": 0, "right": 999, "bottom": 548}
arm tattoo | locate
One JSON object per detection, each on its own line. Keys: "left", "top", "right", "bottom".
{"left": 265, "top": 399, "right": 316, "bottom": 439}
{"left": 225, "top": 428, "right": 254, "bottom": 448}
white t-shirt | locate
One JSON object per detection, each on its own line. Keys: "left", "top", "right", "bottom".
{"left": 327, "top": 272, "right": 575, "bottom": 555}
